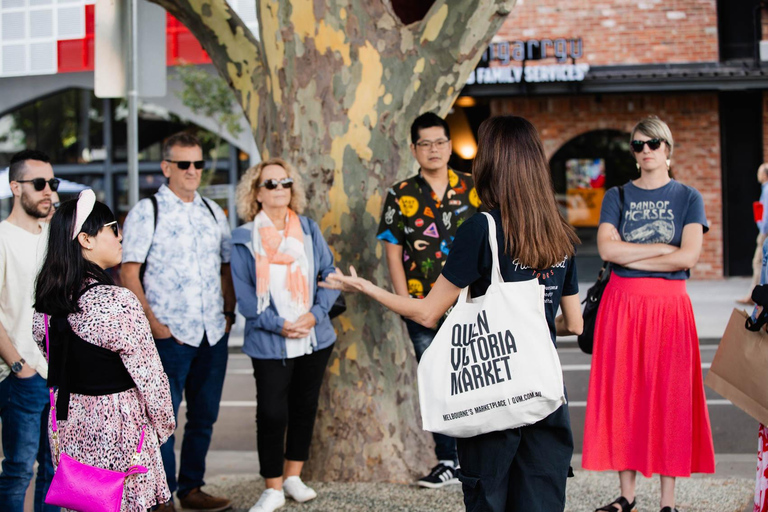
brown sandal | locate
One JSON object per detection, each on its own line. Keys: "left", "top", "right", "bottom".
{"left": 595, "top": 497, "right": 636, "bottom": 512}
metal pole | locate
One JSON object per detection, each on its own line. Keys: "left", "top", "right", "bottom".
{"left": 103, "top": 98, "right": 115, "bottom": 214}
{"left": 126, "top": 0, "right": 139, "bottom": 207}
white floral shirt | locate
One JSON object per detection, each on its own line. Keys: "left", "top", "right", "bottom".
{"left": 122, "top": 184, "right": 231, "bottom": 347}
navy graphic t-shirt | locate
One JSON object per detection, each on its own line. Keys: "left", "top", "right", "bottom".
{"left": 600, "top": 180, "right": 708, "bottom": 280}
{"left": 441, "top": 210, "right": 579, "bottom": 344}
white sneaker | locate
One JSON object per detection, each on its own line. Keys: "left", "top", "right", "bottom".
{"left": 248, "top": 489, "right": 285, "bottom": 512}
{"left": 282, "top": 476, "right": 317, "bottom": 503}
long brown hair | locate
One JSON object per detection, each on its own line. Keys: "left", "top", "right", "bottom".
{"left": 473, "top": 116, "right": 579, "bottom": 269}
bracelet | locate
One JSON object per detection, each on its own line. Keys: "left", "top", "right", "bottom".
{"left": 223, "top": 311, "right": 236, "bottom": 320}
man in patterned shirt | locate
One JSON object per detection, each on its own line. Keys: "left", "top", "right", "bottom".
{"left": 122, "top": 133, "right": 235, "bottom": 512}
{"left": 376, "top": 113, "right": 480, "bottom": 488}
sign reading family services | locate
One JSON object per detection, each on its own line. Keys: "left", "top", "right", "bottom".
{"left": 465, "top": 37, "right": 590, "bottom": 86}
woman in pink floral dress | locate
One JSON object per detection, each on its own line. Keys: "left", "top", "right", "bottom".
{"left": 33, "top": 190, "right": 175, "bottom": 511}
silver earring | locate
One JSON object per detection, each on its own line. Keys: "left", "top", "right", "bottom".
{"left": 636, "top": 163, "right": 640, "bottom": 170}
{"left": 666, "top": 159, "right": 671, "bottom": 169}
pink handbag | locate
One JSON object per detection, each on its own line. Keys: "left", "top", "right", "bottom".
{"left": 42, "top": 314, "right": 149, "bottom": 512}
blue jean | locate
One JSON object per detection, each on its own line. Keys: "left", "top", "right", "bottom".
{"left": 0, "top": 373, "right": 58, "bottom": 512}
{"left": 403, "top": 318, "right": 458, "bottom": 465}
{"left": 155, "top": 332, "right": 228, "bottom": 498}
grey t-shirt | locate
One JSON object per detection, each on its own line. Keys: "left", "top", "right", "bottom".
{"left": 600, "top": 180, "right": 708, "bottom": 280}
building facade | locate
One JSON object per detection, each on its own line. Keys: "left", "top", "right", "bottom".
{"left": 0, "top": 1, "right": 257, "bottom": 224}
{"left": 1, "top": 0, "right": 764, "bottom": 278}
{"left": 453, "top": 0, "right": 768, "bottom": 279}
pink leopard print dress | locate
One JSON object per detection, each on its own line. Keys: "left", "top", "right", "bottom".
{"left": 33, "top": 284, "right": 175, "bottom": 512}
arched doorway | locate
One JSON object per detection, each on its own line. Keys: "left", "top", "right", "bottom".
{"left": 549, "top": 129, "right": 636, "bottom": 279}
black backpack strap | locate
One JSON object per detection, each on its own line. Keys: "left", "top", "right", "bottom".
{"left": 149, "top": 194, "right": 158, "bottom": 230}
{"left": 139, "top": 195, "right": 158, "bottom": 286}
{"left": 201, "top": 197, "right": 217, "bottom": 222}
{"left": 78, "top": 282, "right": 104, "bottom": 298}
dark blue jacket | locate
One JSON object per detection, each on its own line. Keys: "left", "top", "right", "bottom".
{"left": 230, "top": 215, "right": 339, "bottom": 360}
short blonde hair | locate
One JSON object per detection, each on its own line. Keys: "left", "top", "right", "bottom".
{"left": 630, "top": 115, "right": 674, "bottom": 158}
{"left": 235, "top": 158, "right": 306, "bottom": 221}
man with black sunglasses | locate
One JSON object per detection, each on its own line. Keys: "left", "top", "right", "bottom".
{"left": 122, "top": 133, "right": 235, "bottom": 512}
{"left": 0, "top": 149, "right": 58, "bottom": 511}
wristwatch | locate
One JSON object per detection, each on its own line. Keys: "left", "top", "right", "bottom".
{"left": 10, "top": 358, "right": 25, "bottom": 374}
{"left": 223, "top": 311, "right": 236, "bottom": 321}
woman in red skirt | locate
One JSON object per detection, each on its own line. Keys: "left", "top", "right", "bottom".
{"left": 583, "top": 116, "right": 715, "bottom": 512}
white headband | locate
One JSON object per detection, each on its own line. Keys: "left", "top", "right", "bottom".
{"left": 72, "top": 189, "right": 96, "bottom": 240}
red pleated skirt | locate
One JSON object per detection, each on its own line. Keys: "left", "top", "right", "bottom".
{"left": 581, "top": 274, "right": 715, "bottom": 477}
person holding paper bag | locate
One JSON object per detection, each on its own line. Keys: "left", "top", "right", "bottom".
{"left": 32, "top": 191, "right": 175, "bottom": 511}
{"left": 321, "top": 116, "right": 583, "bottom": 512}
{"left": 582, "top": 116, "right": 715, "bottom": 512}
{"left": 751, "top": 235, "right": 768, "bottom": 511}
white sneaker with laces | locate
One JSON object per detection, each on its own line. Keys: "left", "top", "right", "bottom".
{"left": 283, "top": 476, "right": 317, "bottom": 503}
{"left": 248, "top": 489, "right": 285, "bottom": 512}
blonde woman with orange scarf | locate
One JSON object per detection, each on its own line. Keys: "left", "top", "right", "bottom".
{"left": 230, "top": 159, "right": 340, "bottom": 512}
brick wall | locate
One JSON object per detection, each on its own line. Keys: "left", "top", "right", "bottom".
{"left": 491, "top": 92, "right": 723, "bottom": 279}
{"left": 764, "top": 92, "right": 768, "bottom": 163}
{"left": 498, "top": 0, "right": 719, "bottom": 66}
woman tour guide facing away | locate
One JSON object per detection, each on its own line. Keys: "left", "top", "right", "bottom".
{"left": 582, "top": 116, "right": 715, "bottom": 512}
{"left": 323, "top": 116, "right": 583, "bottom": 512}
{"left": 33, "top": 190, "right": 175, "bottom": 511}
{"left": 229, "top": 159, "right": 340, "bottom": 512}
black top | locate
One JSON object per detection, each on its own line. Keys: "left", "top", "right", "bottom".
{"left": 441, "top": 210, "right": 579, "bottom": 343}
{"left": 46, "top": 284, "right": 136, "bottom": 420}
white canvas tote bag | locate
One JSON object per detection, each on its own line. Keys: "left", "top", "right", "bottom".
{"left": 417, "top": 213, "right": 566, "bottom": 438}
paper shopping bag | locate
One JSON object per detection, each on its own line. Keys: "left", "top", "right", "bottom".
{"left": 705, "top": 308, "right": 768, "bottom": 426}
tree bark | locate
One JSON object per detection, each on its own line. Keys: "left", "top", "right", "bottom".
{"left": 148, "top": 0, "right": 514, "bottom": 482}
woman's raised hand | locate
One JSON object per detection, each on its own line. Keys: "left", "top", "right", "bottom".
{"left": 319, "top": 266, "right": 370, "bottom": 293}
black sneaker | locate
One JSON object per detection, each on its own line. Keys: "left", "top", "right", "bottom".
{"left": 417, "top": 463, "right": 460, "bottom": 488}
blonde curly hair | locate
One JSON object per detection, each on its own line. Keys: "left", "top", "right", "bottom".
{"left": 236, "top": 158, "right": 306, "bottom": 221}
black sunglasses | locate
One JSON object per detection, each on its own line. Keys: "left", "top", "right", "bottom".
{"left": 630, "top": 139, "right": 665, "bottom": 153}
{"left": 165, "top": 160, "right": 205, "bottom": 170}
{"left": 258, "top": 178, "right": 294, "bottom": 190}
{"left": 15, "top": 178, "right": 60, "bottom": 192}
{"left": 103, "top": 221, "right": 119, "bottom": 238}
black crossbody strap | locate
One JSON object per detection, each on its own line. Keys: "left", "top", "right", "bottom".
{"left": 597, "top": 185, "right": 625, "bottom": 276}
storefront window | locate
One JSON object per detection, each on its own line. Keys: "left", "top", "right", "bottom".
{"left": 0, "top": 88, "right": 104, "bottom": 167}
{"left": 549, "top": 129, "right": 636, "bottom": 277}
{"left": 0, "top": 87, "right": 250, "bottom": 225}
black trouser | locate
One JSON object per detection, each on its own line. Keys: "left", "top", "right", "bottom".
{"left": 456, "top": 404, "right": 573, "bottom": 512}
{"left": 251, "top": 344, "right": 333, "bottom": 479}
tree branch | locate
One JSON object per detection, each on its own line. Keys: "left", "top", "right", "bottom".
{"left": 148, "top": 0, "right": 266, "bottom": 128}
{"left": 405, "top": 0, "right": 514, "bottom": 114}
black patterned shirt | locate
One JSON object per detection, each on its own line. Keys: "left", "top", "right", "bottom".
{"left": 376, "top": 169, "right": 480, "bottom": 298}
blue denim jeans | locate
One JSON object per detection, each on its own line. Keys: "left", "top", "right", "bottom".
{"left": 403, "top": 318, "right": 458, "bottom": 465}
{"left": 0, "top": 373, "right": 58, "bottom": 512}
{"left": 155, "top": 332, "right": 228, "bottom": 498}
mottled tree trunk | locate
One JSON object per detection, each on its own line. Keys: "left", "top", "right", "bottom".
{"left": 149, "top": 0, "right": 514, "bottom": 482}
